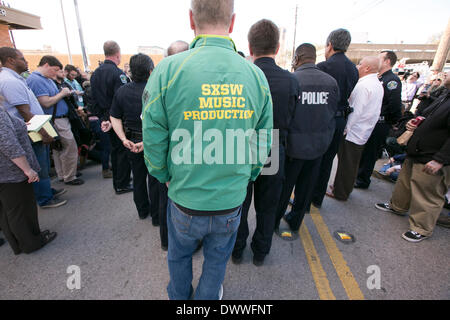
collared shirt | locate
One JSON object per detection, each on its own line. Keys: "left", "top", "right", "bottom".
{"left": 0, "top": 106, "right": 40, "bottom": 184}
{"left": 402, "top": 79, "right": 423, "bottom": 102}
{"left": 346, "top": 73, "right": 384, "bottom": 145}
{"left": 65, "top": 78, "right": 84, "bottom": 108}
{"left": 0, "top": 67, "right": 44, "bottom": 120}
{"left": 90, "top": 60, "right": 129, "bottom": 121}
{"left": 379, "top": 70, "right": 402, "bottom": 125}
{"left": 254, "top": 57, "right": 298, "bottom": 138}
{"left": 317, "top": 52, "right": 359, "bottom": 112}
{"left": 27, "top": 71, "right": 69, "bottom": 117}
{"left": 110, "top": 81, "right": 146, "bottom": 133}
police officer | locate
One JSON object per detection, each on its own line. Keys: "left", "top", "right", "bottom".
{"left": 309, "top": 29, "right": 359, "bottom": 210}
{"left": 276, "top": 43, "right": 339, "bottom": 234}
{"left": 355, "top": 50, "right": 402, "bottom": 189}
{"left": 110, "top": 54, "right": 159, "bottom": 223}
{"left": 231, "top": 19, "right": 298, "bottom": 266}
{"left": 90, "top": 41, "right": 132, "bottom": 194}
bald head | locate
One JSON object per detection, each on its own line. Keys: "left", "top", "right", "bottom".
{"left": 167, "top": 41, "right": 189, "bottom": 57}
{"left": 357, "top": 56, "right": 380, "bottom": 78}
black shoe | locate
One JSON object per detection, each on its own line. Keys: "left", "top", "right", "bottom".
{"left": 152, "top": 219, "right": 160, "bottom": 227}
{"left": 65, "top": 178, "right": 85, "bottom": 186}
{"left": 41, "top": 231, "right": 57, "bottom": 247}
{"left": 231, "top": 254, "right": 243, "bottom": 265}
{"left": 311, "top": 202, "right": 322, "bottom": 209}
{"left": 138, "top": 213, "right": 149, "bottom": 220}
{"left": 161, "top": 244, "right": 168, "bottom": 252}
{"left": 52, "top": 188, "right": 67, "bottom": 197}
{"left": 115, "top": 186, "right": 133, "bottom": 195}
{"left": 375, "top": 203, "right": 407, "bottom": 216}
{"left": 402, "top": 230, "right": 429, "bottom": 243}
{"left": 253, "top": 255, "right": 265, "bottom": 267}
{"left": 0, "top": 238, "right": 5, "bottom": 247}
{"left": 76, "top": 172, "right": 83, "bottom": 178}
{"left": 354, "top": 183, "right": 369, "bottom": 190}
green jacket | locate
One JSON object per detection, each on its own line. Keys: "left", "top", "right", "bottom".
{"left": 142, "top": 35, "right": 273, "bottom": 211}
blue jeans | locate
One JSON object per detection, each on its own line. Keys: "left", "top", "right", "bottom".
{"left": 167, "top": 200, "right": 241, "bottom": 300}
{"left": 31, "top": 143, "right": 53, "bottom": 206}
{"left": 379, "top": 163, "right": 400, "bottom": 181}
{"left": 89, "top": 119, "right": 111, "bottom": 170}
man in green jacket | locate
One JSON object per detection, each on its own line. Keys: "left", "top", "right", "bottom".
{"left": 142, "top": 0, "right": 273, "bottom": 300}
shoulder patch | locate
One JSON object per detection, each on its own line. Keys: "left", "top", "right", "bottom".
{"left": 387, "top": 81, "right": 398, "bottom": 90}
{"left": 120, "top": 74, "right": 128, "bottom": 84}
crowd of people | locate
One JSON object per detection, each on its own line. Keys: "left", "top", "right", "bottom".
{"left": 0, "top": 0, "right": 449, "bottom": 301}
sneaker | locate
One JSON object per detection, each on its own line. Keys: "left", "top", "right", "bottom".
{"left": 65, "top": 178, "right": 84, "bottom": 186}
{"left": 402, "top": 230, "right": 429, "bottom": 243}
{"left": 218, "top": 284, "right": 223, "bottom": 300}
{"left": 102, "top": 169, "right": 113, "bottom": 179}
{"left": 375, "top": 203, "right": 406, "bottom": 216}
{"left": 52, "top": 188, "right": 67, "bottom": 198}
{"left": 40, "top": 199, "right": 68, "bottom": 209}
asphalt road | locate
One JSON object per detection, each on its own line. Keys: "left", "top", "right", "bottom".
{"left": 1, "top": 160, "right": 449, "bottom": 300}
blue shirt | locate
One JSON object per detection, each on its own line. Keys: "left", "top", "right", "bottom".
{"left": 27, "top": 71, "right": 69, "bottom": 117}
{"left": 0, "top": 67, "right": 44, "bottom": 120}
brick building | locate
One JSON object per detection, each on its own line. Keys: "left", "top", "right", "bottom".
{"left": 0, "top": 4, "right": 41, "bottom": 48}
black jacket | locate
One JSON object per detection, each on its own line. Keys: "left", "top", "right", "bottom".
{"left": 317, "top": 52, "right": 358, "bottom": 112}
{"left": 288, "top": 63, "right": 340, "bottom": 160}
{"left": 407, "top": 92, "right": 450, "bottom": 165}
{"left": 254, "top": 57, "right": 299, "bottom": 142}
{"left": 90, "top": 60, "right": 129, "bottom": 121}
{"left": 379, "top": 70, "right": 402, "bottom": 125}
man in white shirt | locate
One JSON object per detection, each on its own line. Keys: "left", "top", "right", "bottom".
{"left": 326, "top": 56, "right": 384, "bottom": 201}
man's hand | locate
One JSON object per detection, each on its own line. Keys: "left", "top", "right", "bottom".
{"left": 25, "top": 169, "right": 39, "bottom": 184}
{"left": 132, "top": 142, "right": 144, "bottom": 153}
{"left": 122, "top": 139, "right": 135, "bottom": 151}
{"left": 406, "top": 120, "right": 418, "bottom": 132}
{"left": 101, "top": 121, "right": 112, "bottom": 132}
{"left": 423, "top": 160, "right": 443, "bottom": 175}
{"left": 39, "top": 128, "right": 54, "bottom": 145}
{"left": 60, "top": 87, "right": 71, "bottom": 97}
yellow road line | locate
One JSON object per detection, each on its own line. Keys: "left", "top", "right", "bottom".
{"left": 299, "top": 224, "right": 336, "bottom": 300}
{"left": 310, "top": 206, "right": 365, "bottom": 300}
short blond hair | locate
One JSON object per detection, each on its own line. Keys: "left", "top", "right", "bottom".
{"left": 191, "top": 0, "right": 234, "bottom": 29}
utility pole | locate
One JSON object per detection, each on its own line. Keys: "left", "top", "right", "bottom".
{"left": 292, "top": 4, "right": 298, "bottom": 62}
{"left": 431, "top": 18, "right": 450, "bottom": 72}
{"left": 74, "top": 0, "right": 90, "bottom": 71}
{"left": 60, "top": 0, "right": 73, "bottom": 64}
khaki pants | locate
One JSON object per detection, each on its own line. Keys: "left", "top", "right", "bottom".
{"left": 53, "top": 118, "right": 78, "bottom": 183}
{"left": 333, "top": 139, "right": 365, "bottom": 201}
{"left": 390, "top": 158, "right": 450, "bottom": 236}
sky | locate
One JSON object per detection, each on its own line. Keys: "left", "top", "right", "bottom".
{"left": 8, "top": 0, "right": 450, "bottom": 56}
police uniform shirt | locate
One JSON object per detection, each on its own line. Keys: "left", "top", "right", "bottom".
{"left": 317, "top": 52, "right": 358, "bottom": 112}
{"left": 90, "top": 60, "right": 129, "bottom": 121}
{"left": 110, "top": 81, "right": 146, "bottom": 133}
{"left": 254, "top": 57, "right": 299, "bottom": 138}
{"left": 379, "top": 70, "right": 402, "bottom": 125}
